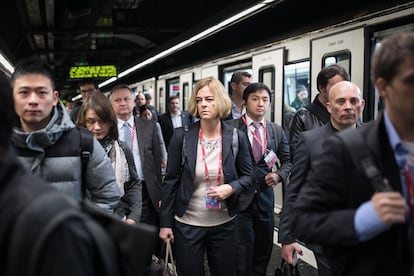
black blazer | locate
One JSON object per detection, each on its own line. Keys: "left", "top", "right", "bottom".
{"left": 158, "top": 111, "right": 193, "bottom": 149}
{"left": 279, "top": 122, "right": 338, "bottom": 244}
{"left": 226, "top": 118, "right": 292, "bottom": 212}
{"left": 159, "top": 121, "right": 254, "bottom": 228}
{"left": 133, "top": 116, "right": 162, "bottom": 211}
{"left": 291, "top": 115, "right": 412, "bottom": 276}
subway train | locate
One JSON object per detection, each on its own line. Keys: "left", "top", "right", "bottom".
{"left": 116, "top": 2, "right": 414, "bottom": 270}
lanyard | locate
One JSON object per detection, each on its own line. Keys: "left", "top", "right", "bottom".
{"left": 241, "top": 115, "right": 267, "bottom": 152}
{"left": 199, "top": 126, "right": 222, "bottom": 186}
{"left": 404, "top": 165, "right": 414, "bottom": 229}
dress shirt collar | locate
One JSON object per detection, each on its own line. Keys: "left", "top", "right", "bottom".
{"left": 117, "top": 116, "right": 134, "bottom": 130}
{"left": 383, "top": 110, "right": 407, "bottom": 168}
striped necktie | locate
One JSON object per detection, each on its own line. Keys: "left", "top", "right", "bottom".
{"left": 123, "top": 122, "right": 132, "bottom": 149}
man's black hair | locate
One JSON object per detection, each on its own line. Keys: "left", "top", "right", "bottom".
{"left": 11, "top": 57, "right": 56, "bottom": 90}
{"left": 242, "top": 82, "right": 272, "bottom": 102}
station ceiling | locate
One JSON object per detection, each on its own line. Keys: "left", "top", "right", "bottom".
{"left": 0, "top": 0, "right": 412, "bottom": 99}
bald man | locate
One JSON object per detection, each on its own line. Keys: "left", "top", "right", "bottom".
{"left": 279, "top": 81, "right": 364, "bottom": 276}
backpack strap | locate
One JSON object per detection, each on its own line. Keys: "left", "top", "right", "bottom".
{"left": 340, "top": 129, "right": 392, "bottom": 192}
{"left": 78, "top": 127, "right": 94, "bottom": 197}
{"left": 232, "top": 127, "right": 239, "bottom": 160}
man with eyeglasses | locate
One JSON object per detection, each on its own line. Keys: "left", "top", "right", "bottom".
{"left": 70, "top": 79, "right": 99, "bottom": 123}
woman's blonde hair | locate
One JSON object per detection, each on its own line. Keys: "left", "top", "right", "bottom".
{"left": 188, "top": 77, "right": 231, "bottom": 118}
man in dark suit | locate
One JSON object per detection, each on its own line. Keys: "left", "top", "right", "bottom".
{"left": 144, "top": 93, "right": 159, "bottom": 121}
{"left": 227, "top": 83, "right": 292, "bottom": 276}
{"left": 223, "top": 71, "right": 252, "bottom": 120}
{"left": 291, "top": 32, "right": 413, "bottom": 276}
{"left": 279, "top": 81, "right": 364, "bottom": 276}
{"left": 158, "top": 95, "right": 193, "bottom": 149}
{"left": 109, "top": 84, "right": 162, "bottom": 229}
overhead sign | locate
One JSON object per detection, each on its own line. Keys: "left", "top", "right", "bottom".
{"left": 69, "top": 65, "right": 117, "bottom": 79}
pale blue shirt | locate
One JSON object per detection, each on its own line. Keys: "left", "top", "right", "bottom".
{"left": 354, "top": 111, "right": 408, "bottom": 241}
{"left": 230, "top": 101, "right": 245, "bottom": 119}
{"left": 117, "top": 117, "right": 144, "bottom": 180}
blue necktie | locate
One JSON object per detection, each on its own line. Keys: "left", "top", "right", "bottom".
{"left": 252, "top": 122, "right": 262, "bottom": 163}
{"left": 123, "top": 122, "right": 132, "bottom": 149}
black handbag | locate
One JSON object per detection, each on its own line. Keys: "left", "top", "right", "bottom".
{"left": 274, "top": 259, "right": 301, "bottom": 276}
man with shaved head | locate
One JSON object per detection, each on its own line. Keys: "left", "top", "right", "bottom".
{"left": 279, "top": 80, "right": 364, "bottom": 276}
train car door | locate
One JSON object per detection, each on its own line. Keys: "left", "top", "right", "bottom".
{"left": 180, "top": 72, "right": 193, "bottom": 112}
{"left": 310, "top": 28, "right": 364, "bottom": 111}
{"left": 157, "top": 79, "right": 166, "bottom": 114}
{"left": 252, "top": 48, "right": 285, "bottom": 125}
{"left": 252, "top": 47, "right": 285, "bottom": 214}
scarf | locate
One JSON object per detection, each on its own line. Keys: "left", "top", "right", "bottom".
{"left": 104, "top": 139, "right": 129, "bottom": 197}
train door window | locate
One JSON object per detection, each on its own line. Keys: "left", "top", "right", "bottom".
{"left": 182, "top": 82, "right": 189, "bottom": 111}
{"left": 158, "top": 86, "right": 165, "bottom": 113}
{"left": 322, "top": 51, "right": 351, "bottom": 77}
{"left": 166, "top": 78, "right": 180, "bottom": 111}
{"left": 283, "top": 61, "right": 310, "bottom": 136}
{"left": 258, "top": 67, "right": 275, "bottom": 122}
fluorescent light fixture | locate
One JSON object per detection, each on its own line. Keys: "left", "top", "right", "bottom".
{"left": 99, "top": 0, "right": 278, "bottom": 87}
{"left": 0, "top": 51, "right": 14, "bottom": 74}
{"left": 98, "top": 76, "right": 117, "bottom": 88}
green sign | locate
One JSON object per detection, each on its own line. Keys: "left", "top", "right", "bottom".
{"left": 69, "top": 65, "right": 117, "bottom": 79}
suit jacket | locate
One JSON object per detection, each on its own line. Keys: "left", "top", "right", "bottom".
{"left": 133, "top": 116, "right": 162, "bottom": 211}
{"left": 159, "top": 121, "right": 255, "bottom": 228}
{"left": 158, "top": 111, "right": 193, "bottom": 149}
{"left": 291, "top": 114, "right": 412, "bottom": 276}
{"left": 226, "top": 118, "right": 292, "bottom": 212}
{"left": 279, "top": 122, "right": 338, "bottom": 244}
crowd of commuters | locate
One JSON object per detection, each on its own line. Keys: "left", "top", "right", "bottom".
{"left": 1, "top": 31, "right": 413, "bottom": 276}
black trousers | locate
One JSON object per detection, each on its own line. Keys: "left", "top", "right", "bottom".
{"left": 173, "top": 219, "right": 236, "bottom": 276}
{"left": 140, "top": 183, "right": 161, "bottom": 257}
{"left": 235, "top": 199, "right": 274, "bottom": 276}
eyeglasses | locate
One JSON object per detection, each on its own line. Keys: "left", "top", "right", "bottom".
{"left": 80, "top": 88, "right": 96, "bottom": 94}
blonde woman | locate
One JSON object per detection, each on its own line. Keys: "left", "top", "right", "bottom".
{"left": 159, "top": 77, "right": 254, "bottom": 275}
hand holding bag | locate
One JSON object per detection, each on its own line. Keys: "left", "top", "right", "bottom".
{"left": 274, "top": 259, "right": 301, "bottom": 276}
{"left": 163, "top": 240, "right": 177, "bottom": 276}
{"left": 150, "top": 240, "right": 177, "bottom": 276}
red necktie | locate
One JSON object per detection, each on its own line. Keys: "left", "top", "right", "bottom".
{"left": 404, "top": 165, "right": 414, "bottom": 233}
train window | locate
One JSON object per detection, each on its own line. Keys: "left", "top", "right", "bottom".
{"left": 283, "top": 61, "right": 310, "bottom": 136}
{"left": 258, "top": 67, "right": 275, "bottom": 122}
{"left": 322, "top": 51, "right": 351, "bottom": 77}
{"left": 182, "top": 82, "right": 189, "bottom": 111}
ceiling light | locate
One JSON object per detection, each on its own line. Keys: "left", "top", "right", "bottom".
{"left": 0, "top": 51, "right": 14, "bottom": 75}
{"left": 100, "top": 0, "right": 280, "bottom": 87}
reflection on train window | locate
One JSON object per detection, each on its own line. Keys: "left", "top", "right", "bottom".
{"left": 167, "top": 78, "right": 180, "bottom": 111}
{"left": 283, "top": 61, "right": 310, "bottom": 136}
{"left": 323, "top": 50, "right": 351, "bottom": 77}
{"left": 259, "top": 66, "right": 275, "bottom": 122}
